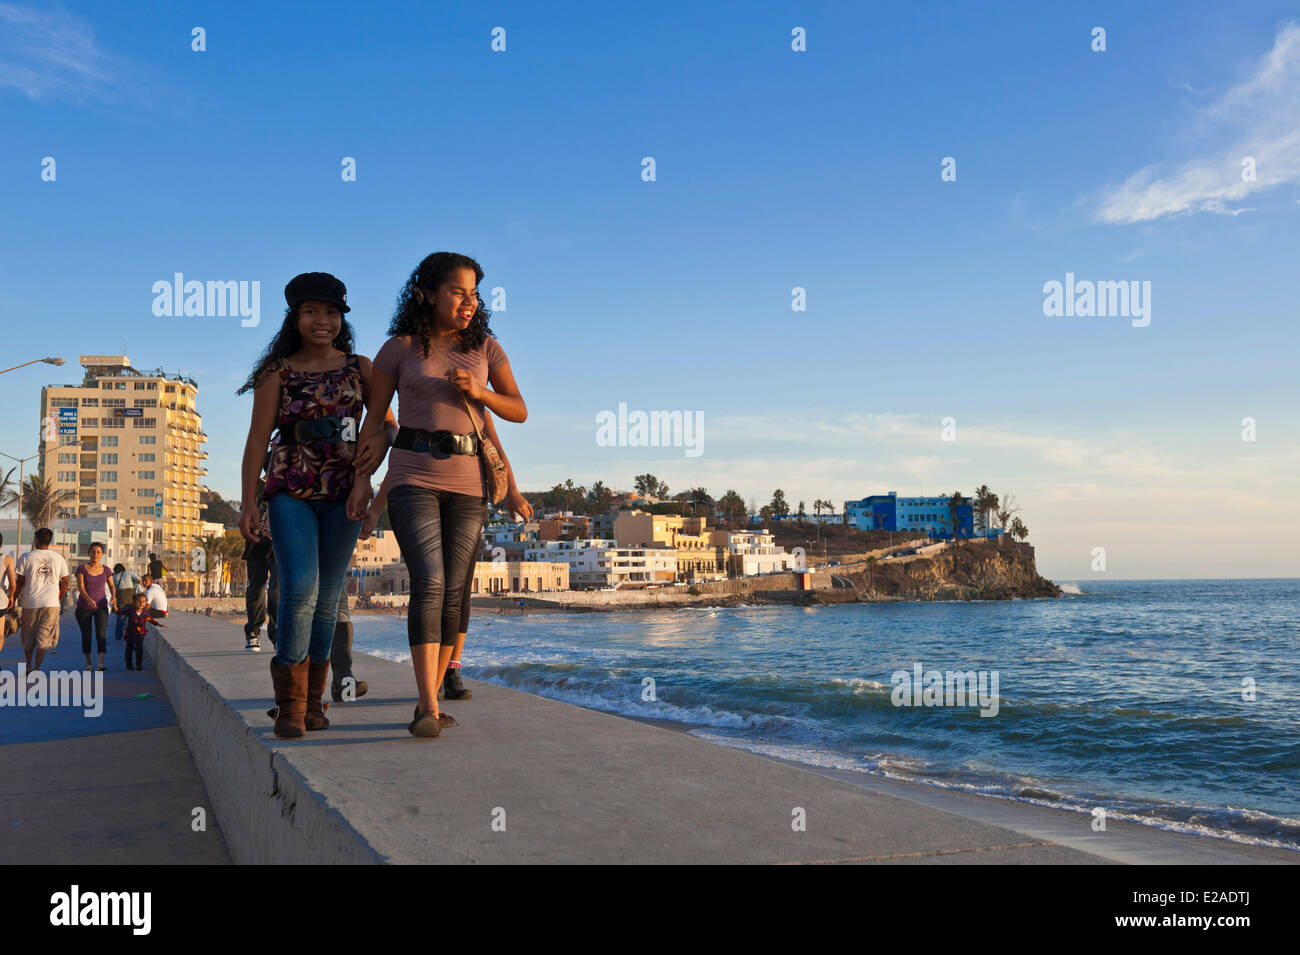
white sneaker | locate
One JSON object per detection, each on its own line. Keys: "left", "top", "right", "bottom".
{"left": 245, "top": 634, "right": 261, "bottom": 652}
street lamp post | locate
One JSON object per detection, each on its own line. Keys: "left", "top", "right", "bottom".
{"left": 0, "top": 357, "right": 65, "bottom": 377}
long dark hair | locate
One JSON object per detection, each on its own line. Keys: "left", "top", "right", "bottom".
{"left": 389, "top": 252, "right": 494, "bottom": 359}
{"left": 237, "top": 305, "right": 356, "bottom": 394}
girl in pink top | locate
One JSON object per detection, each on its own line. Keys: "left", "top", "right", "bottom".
{"left": 353, "top": 252, "right": 527, "bottom": 737}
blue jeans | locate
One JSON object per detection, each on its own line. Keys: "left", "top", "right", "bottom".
{"left": 387, "top": 485, "right": 484, "bottom": 647}
{"left": 267, "top": 493, "right": 362, "bottom": 665}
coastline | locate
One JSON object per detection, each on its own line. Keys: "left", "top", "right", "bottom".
{"left": 621, "top": 715, "right": 1299, "bottom": 861}
{"left": 149, "top": 615, "right": 1296, "bottom": 863}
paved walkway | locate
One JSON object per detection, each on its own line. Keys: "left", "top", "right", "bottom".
{"left": 0, "top": 613, "right": 230, "bottom": 864}
{"left": 158, "top": 615, "right": 1298, "bottom": 864}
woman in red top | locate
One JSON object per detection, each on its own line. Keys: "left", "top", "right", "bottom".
{"left": 352, "top": 252, "right": 527, "bottom": 737}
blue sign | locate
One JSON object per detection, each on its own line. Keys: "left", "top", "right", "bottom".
{"left": 116, "top": 408, "right": 143, "bottom": 417}
{"left": 58, "top": 425, "right": 77, "bottom": 435}
{"left": 154, "top": 493, "right": 163, "bottom": 520}
{"left": 57, "top": 408, "right": 78, "bottom": 421}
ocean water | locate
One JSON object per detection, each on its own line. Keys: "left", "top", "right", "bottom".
{"left": 353, "top": 579, "right": 1300, "bottom": 850}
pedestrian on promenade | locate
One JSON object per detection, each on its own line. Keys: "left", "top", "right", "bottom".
{"left": 13, "top": 528, "right": 68, "bottom": 673}
{"left": 111, "top": 562, "right": 142, "bottom": 643}
{"left": 238, "top": 271, "right": 395, "bottom": 739}
{"left": 352, "top": 252, "right": 526, "bottom": 737}
{"left": 75, "top": 542, "right": 116, "bottom": 671}
{"left": 1, "top": 533, "right": 16, "bottom": 653}
{"left": 147, "top": 553, "right": 165, "bottom": 592}
{"left": 123, "top": 591, "right": 165, "bottom": 670}
{"left": 242, "top": 473, "right": 277, "bottom": 653}
{"left": 141, "top": 574, "right": 168, "bottom": 618}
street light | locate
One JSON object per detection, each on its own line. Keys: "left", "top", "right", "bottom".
{"left": 0, "top": 357, "right": 65, "bottom": 376}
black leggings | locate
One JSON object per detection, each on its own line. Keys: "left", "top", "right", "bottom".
{"left": 76, "top": 606, "right": 110, "bottom": 654}
{"left": 388, "top": 485, "right": 485, "bottom": 647}
{"left": 457, "top": 503, "right": 486, "bottom": 633}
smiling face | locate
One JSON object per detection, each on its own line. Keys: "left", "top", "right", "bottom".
{"left": 296, "top": 300, "right": 342, "bottom": 347}
{"left": 427, "top": 267, "right": 479, "bottom": 333}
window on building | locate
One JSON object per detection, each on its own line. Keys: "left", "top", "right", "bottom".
{"left": 58, "top": 453, "right": 77, "bottom": 464}
{"left": 102, "top": 436, "right": 118, "bottom": 447}
{"left": 115, "top": 382, "right": 126, "bottom": 390}
{"left": 102, "top": 398, "right": 125, "bottom": 408}
{"left": 50, "top": 397, "right": 77, "bottom": 408}
{"left": 100, "top": 471, "right": 117, "bottom": 482}
{"left": 100, "top": 382, "right": 113, "bottom": 390}
{"left": 139, "top": 471, "right": 155, "bottom": 480}
{"left": 103, "top": 419, "right": 124, "bottom": 429}
{"left": 139, "top": 435, "right": 156, "bottom": 445}
{"left": 58, "top": 471, "right": 76, "bottom": 482}
{"left": 133, "top": 418, "right": 156, "bottom": 428}
{"left": 81, "top": 397, "right": 99, "bottom": 407}
{"left": 138, "top": 488, "right": 155, "bottom": 498}
{"left": 100, "top": 489, "right": 117, "bottom": 500}
{"left": 82, "top": 418, "right": 98, "bottom": 427}
{"left": 139, "top": 453, "right": 155, "bottom": 462}
{"left": 100, "top": 454, "right": 117, "bottom": 465}
{"left": 133, "top": 398, "right": 158, "bottom": 408}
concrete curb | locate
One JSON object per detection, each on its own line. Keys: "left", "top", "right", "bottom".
{"left": 147, "top": 627, "right": 384, "bottom": 864}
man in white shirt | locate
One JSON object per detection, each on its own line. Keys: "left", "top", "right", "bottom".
{"left": 14, "top": 528, "right": 70, "bottom": 672}
{"left": 141, "top": 574, "right": 168, "bottom": 618}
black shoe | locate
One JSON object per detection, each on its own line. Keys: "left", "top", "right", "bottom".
{"left": 443, "top": 667, "right": 473, "bottom": 701}
{"left": 331, "top": 678, "right": 369, "bottom": 702}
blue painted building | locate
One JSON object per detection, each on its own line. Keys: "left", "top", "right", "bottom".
{"left": 845, "top": 491, "right": 975, "bottom": 540}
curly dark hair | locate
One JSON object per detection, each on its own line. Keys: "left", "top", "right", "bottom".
{"left": 237, "top": 304, "right": 356, "bottom": 395}
{"left": 389, "top": 252, "right": 495, "bottom": 358}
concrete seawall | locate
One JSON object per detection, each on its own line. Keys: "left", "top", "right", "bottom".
{"left": 150, "top": 616, "right": 1297, "bottom": 864}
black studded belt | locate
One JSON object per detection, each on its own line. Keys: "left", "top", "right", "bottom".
{"left": 393, "top": 426, "right": 480, "bottom": 460}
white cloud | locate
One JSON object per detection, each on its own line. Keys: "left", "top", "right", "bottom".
{"left": 1094, "top": 22, "right": 1300, "bottom": 224}
{"left": 0, "top": 3, "right": 123, "bottom": 102}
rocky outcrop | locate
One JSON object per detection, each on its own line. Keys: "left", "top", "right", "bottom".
{"left": 841, "top": 540, "right": 1060, "bottom": 600}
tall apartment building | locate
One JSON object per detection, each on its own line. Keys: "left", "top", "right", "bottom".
{"left": 38, "top": 355, "right": 208, "bottom": 595}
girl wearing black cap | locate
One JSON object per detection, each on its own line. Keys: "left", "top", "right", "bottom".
{"left": 237, "top": 273, "right": 397, "bottom": 738}
{"left": 351, "top": 252, "right": 527, "bottom": 737}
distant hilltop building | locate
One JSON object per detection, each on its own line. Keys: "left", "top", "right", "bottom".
{"left": 38, "top": 355, "right": 207, "bottom": 593}
{"left": 846, "top": 491, "right": 992, "bottom": 541}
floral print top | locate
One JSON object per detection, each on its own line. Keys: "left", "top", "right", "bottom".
{"left": 261, "top": 353, "right": 366, "bottom": 502}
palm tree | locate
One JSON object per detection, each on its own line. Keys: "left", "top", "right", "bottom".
{"left": 19, "top": 475, "right": 74, "bottom": 531}
{"left": 973, "top": 484, "right": 996, "bottom": 534}
{"left": 947, "top": 492, "right": 965, "bottom": 543}
{"left": 0, "top": 466, "right": 18, "bottom": 510}
{"left": 1009, "top": 516, "right": 1029, "bottom": 541}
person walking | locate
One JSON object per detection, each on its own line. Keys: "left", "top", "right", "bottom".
{"left": 352, "top": 252, "right": 526, "bottom": 737}
{"left": 146, "top": 552, "right": 165, "bottom": 592}
{"left": 242, "top": 472, "right": 276, "bottom": 652}
{"left": 1, "top": 533, "right": 16, "bottom": 655}
{"left": 123, "top": 591, "right": 165, "bottom": 670}
{"left": 13, "top": 528, "right": 69, "bottom": 673}
{"left": 111, "top": 562, "right": 142, "bottom": 643}
{"left": 238, "top": 272, "right": 394, "bottom": 739}
{"left": 75, "top": 542, "right": 116, "bottom": 671}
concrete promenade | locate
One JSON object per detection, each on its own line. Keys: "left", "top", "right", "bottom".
{"left": 139, "top": 615, "right": 1295, "bottom": 864}
{"left": 0, "top": 613, "right": 231, "bottom": 864}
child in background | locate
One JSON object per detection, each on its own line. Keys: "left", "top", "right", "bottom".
{"left": 124, "top": 591, "right": 165, "bottom": 670}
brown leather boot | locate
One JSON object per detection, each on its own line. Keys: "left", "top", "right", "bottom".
{"left": 305, "top": 659, "right": 332, "bottom": 731}
{"left": 269, "top": 659, "right": 308, "bottom": 738}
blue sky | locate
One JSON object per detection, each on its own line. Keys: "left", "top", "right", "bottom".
{"left": 2, "top": 1, "right": 1298, "bottom": 579}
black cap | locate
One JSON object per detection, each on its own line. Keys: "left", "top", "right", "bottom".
{"left": 284, "top": 272, "right": 350, "bottom": 313}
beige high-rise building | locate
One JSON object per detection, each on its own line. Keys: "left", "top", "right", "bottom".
{"left": 38, "top": 355, "right": 208, "bottom": 595}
